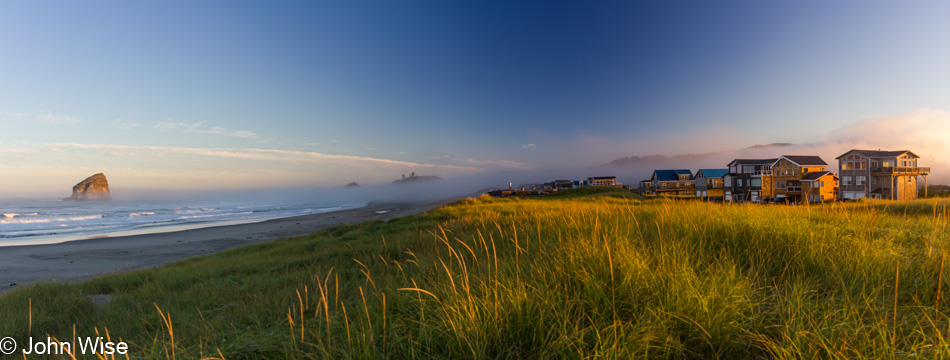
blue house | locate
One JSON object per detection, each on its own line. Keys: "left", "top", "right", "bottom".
{"left": 694, "top": 169, "right": 729, "bottom": 200}
{"left": 650, "top": 169, "right": 694, "bottom": 196}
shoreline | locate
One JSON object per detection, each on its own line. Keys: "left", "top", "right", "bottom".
{"left": 0, "top": 198, "right": 453, "bottom": 294}
{"left": 0, "top": 204, "right": 363, "bottom": 247}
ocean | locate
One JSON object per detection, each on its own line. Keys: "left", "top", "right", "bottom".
{"left": 0, "top": 198, "right": 365, "bottom": 246}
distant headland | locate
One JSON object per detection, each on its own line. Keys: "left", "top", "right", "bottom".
{"left": 392, "top": 172, "right": 442, "bottom": 185}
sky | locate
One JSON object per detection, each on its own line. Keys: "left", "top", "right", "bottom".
{"left": 2, "top": 1, "right": 950, "bottom": 195}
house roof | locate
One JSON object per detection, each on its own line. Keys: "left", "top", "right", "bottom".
{"left": 776, "top": 155, "right": 827, "bottom": 167}
{"left": 801, "top": 171, "right": 834, "bottom": 181}
{"left": 836, "top": 149, "right": 920, "bottom": 159}
{"left": 696, "top": 169, "right": 728, "bottom": 178}
{"left": 590, "top": 176, "right": 616, "bottom": 180}
{"left": 728, "top": 158, "right": 778, "bottom": 166}
{"left": 652, "top": 169, "right": 694, "bottom": 181}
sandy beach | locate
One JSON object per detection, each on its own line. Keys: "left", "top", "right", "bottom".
{"left": 0, "top": 199, "right": 451, "bottom": 294}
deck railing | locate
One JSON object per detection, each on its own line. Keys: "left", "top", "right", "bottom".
{"left": 871, "top": 167, "right": 931, "bottom": 175}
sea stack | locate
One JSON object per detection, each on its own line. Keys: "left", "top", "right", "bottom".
{"left": 63, "top": 173, "right": 112, "bottom": 201}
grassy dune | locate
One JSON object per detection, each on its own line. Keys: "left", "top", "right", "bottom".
{"left": 3, "top": 188, "right": 950, "bottom": 359}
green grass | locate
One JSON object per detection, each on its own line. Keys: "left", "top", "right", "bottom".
{"left": 3, "top": 194, "right": 950, "bottom": 359}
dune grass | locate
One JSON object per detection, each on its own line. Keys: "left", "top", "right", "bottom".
{"left": 3, "top": 189, "right": 950, "bottom": 359}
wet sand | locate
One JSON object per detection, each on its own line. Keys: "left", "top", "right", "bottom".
{"left": 0, "top": 199, "right": 451, "bottom": 293}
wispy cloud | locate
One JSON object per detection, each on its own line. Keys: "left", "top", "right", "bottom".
{"left": 154, "top": 121, "right": 259, "bottom": 139}
{"left": 0, "top": 142, "right": 489, "bottom": 192}
{"left": 522, "top": 143, "right": 536, "bottom": 148}
{"left": 8, "top": 111, "right": 80, "bottom": 125}
{"left": 113, "top": 119, "right": 138, "bottom": 130}
{"left": 40, "top": 143, "right": 481, "bottom": 172}
{"left": 463, "top": 158, "right": 532, "bottom": 169}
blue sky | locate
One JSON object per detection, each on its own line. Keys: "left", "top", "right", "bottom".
{"left": 3, "top": 1, "right": 950, "bottom": 194}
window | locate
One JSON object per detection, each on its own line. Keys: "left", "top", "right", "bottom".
{"left": 724, "top": 177, "right": 732, "bottom": 186}
{"left": 819, "top": 181, "right": 824, "bottom": 188}
{"left": 743, "top": 165, "right": 754, "bottom": 173}
{"left": 803, "top": 168, "right": 809, "bottom": 174}
{"left": 842, "top": 162, "right": 851, "bottom": 170}
{"left": 776, "top": 181, "right": 786, "bottom": 189}
{"left": 857, "top": 176, "right": 866, "bottom": 186}
{"left": 843, "top": 176, "right": 852, "bottom": 185}
{"left": 751, "top": 179, "right": 761, "bottom": 187}
{"left": 872, "top": 161, "right": 879, "bottom": 168}
{"left": 871, "top": 177, "right": 876, "bottom": 185}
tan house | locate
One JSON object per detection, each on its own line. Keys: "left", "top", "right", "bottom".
{"left": 588, "top": 176, "right": 619, "bottom": 187}
{"left": 639, "top": 179, "right": 655, "bottom": 195}
{"left": 694, "top": 169, "right": 728, "bottom": 201}
{"left": 770, "top": 155, "right": 830, "bottom": 203}
{"left": 837, "top": 150, "right": 930, "bottom": 200}
{"left": 801, "top": 171, "right": 839, "bottom": 203}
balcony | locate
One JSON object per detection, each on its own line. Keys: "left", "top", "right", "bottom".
{"left": 786, "top": 186, "right": 802, "bottom": 193}
{"left": 871, "top": 167, "right": 931, "bottom": 176}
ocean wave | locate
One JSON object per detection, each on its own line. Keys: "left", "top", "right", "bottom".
{"left": 129, "top": 212, "right": 156, "bottom": 218}
{"left": 54, "top": 214, "right": 103, "bottom": 222}
{"left": 173, "top": 207, "right": 216, "bottom": 215}
{"left": 0, "top": 231, "right": 61, "bottom": 239}
{"left": 3, "top": 213, "right": 19, "bottom": 218}
{"left": 176, "top": 211, "right": 254, "bottom": 220}
{"left": 0, "top": 218, "right": 52, "bottom": 224}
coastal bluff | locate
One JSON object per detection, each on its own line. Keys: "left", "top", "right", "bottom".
{"left": 392, "top": 174, "right": 442, "bottom": 185}
{"left": 63, "top": 173, "right": 112, "bottom": 201}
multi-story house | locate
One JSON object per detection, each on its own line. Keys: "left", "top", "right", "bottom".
{"left": 836, "top": 150, "right": 930, "bottom": 200}
{"left": 801, "top": 171, "right": 839, "bottom": 203}
{"left": 724, "top": 159, "right": 775, "bottom": 203}
{"left": 639, "top": 179, "right": 655, "bottom": 196}
{"left": 770, "top": 155, "right": 830, "bottom": 203}
{"left": 694, "top": 169, "right": 728, "bottom": 201}
{"left": 587, "top": 176, "right": 619, "bottom": 187}
{"left": 651, "top": 169, "right": 694, "bottom": 196}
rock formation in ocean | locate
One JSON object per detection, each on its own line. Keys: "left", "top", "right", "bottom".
{"left": 63, "top": 173, "right": 112, "bottom": 201}
{"left": 345, "top": 182, "right": 361, "bottom": 187}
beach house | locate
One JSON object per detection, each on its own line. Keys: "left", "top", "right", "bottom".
{"left": 770, "top": 155, "right": 830, "bottom": 203}
{"left": 836, "top": 149, "right": 930, "bottom": 200}
{"left": 694, "top": 169, "right": 728, "bottom": 201}
{"left": 801, "top": 171, "right": 839, "bottom": 203}
{"left": 587, "top": 176, "right": 619, "bottom": 187}
{"left": 725, "top": 159, "right": 775, "bottom": 203}
{"left": 650, "top": 170, "right": 694, "bottom": 196}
